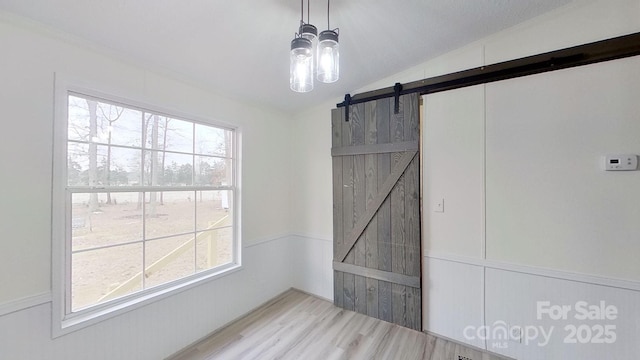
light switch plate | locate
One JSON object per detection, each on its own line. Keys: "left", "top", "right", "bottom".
{"left": 434, "top": 198, "right": 444, "bottom": 213}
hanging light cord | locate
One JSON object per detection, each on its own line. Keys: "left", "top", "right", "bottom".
{"left": 327, "top": 0, "right": 330, "bottom": 29}
{"left": 300, "top": 0, "right": 304, "bottom": 24}
{"left": 307, "top": 0, "right": 310, "bottom": 24}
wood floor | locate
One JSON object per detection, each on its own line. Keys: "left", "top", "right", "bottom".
{"left": 168, "top": 289, "right": 510, "bottom": 360}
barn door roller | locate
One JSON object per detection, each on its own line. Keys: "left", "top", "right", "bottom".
{"left": 393, "top": 82, "right": 402, "bottom": 114}
{"left": 343, "top": 93, "right": 351, "bottom": 122}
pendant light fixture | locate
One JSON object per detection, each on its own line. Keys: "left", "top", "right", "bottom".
{"left": 289, "top": 0, "right": 339, "bottom": 92}
{"left": 290, "top": 0, "right": 315, "bottom": 92}
{"left": 317, "top": 0, "right": 339, "bottom": 83}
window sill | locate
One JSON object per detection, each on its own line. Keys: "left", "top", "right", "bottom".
{"left": 53, "top": 263, "right": 243, "bottom": 338}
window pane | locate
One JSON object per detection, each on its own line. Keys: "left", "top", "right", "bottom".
{"left": 196, "top": 190, "right": 233, "bottom": 231}
{"left": 67, "top": 143, "right": 108, "bottom": 186}
{"left": 106, "top": 147, "right": 141, "bottom": 186}
{"left": 144, "top": 191, "right": 195, "bottom": 240}
{"left": 69, "top": 97, "right": 131, "bottom": 146}
{"left": 196, "top": 227, "right": 233, "bottom": 271}
{"left": 195, "top": 156, "right": 231, "bottom": 186}
{"left": 195, "top": 124, "right": 232, "bottom": 157}
{"left": 72, "top": 243, "right": 143, "bottom": 311}
{"left": 67, "top": 142, "right": 88, "bottom": 186}
{"left": 144, "top": 151, "right": 193, "bottom": 186}
{"left": 106, "top": 107, "right": 143, "bottom": 147}
{"left": 143, "top": 114, "right": 167, "bottom": 151}
{"left": 145, "top": 116, "right": 193, "bottom": 153}
{"left": 144, "top": 234, "right": 195, "bottom": 289}
{"left": 68, "top": 95, "right": 90, "bottom": 142}
{"left": 72, "top": 192, "right": 143, "bottom": 251}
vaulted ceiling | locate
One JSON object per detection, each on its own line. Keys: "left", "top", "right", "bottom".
{"left": 0, "top": 0, "right": 574, "bottom": 113}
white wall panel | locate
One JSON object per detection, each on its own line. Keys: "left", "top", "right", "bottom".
{"left": 290, "top": 105, "right": 334, "bottom": 240}
{"left": 485, "top": 268, "right": 640, "bottom": 359}
{"left": 485, "top": 56, "right": 640, "bottom": 281}
{"left": 423, "top": 257, "right": 484, "bottom": 349}
{"left": 291, "top": 235, "right": 334, "bottom": 300}
{"left": 423, "top": 86, "right": 485, "bottom": 258}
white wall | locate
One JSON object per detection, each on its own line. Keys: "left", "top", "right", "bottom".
{"left": 288, "top": 105, "right": 335, "bottom": 300}
{"left": 291, "top": 0, "right": 640, "bottom": 359}
{"left": 290, "top": 105, "right": 334, "bottom": 240}
{"left": 421, "top": 0, "right": 640, "bottom": 358}
{"left": 485, "top": 56, "right": 640, "bottom": 279}
{"left": 425, "top": 57, "right": 640, "bottom": 358}
{"left": 0, "top": 12, "right": 298, "bottom": 359}
{"left": 424, "top": 84, "right": 485, "bottom": 259}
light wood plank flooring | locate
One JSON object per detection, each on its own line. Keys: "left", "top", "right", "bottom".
{"left": 167, "top": 289, "right": 511, "bottom": 360}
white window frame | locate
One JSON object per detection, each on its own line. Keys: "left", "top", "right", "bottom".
{"left": 52, "top": 75, "right": 242, "bottom": 337}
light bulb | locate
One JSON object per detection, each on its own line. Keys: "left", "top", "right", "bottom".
{"left": 290, "top": 37, "right": 314, "bottom": 92}
{"left": 320, "top": 47, "right": 333, "bottom": 76}
{"left": 317, "top": 30, "right": 339, "bottom": 83}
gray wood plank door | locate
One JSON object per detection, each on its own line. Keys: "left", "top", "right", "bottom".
{"left": 332, "top": 93, "right": 421, "bottom": 331}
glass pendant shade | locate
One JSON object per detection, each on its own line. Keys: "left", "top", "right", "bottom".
{"left": 290, "top": 37, "right": 314, "bottom": 93}
{"left": 317, "top": 30, "right": 339, "bottom": 83}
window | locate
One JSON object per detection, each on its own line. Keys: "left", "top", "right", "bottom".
{"left": 55, "top": 90, "right": 239, "bottom": 331}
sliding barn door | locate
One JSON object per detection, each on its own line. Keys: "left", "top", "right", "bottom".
{"left": 332, "top": 93, "right": 421, "bottom": 330}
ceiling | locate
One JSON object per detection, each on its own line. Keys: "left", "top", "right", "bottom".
{"left": 0, "top": 0, "right": 575, "bottom": 114}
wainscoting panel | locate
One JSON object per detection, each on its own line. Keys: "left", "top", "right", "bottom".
{"left": 485, "top": 267, "right": 640, "bottom": 359}
{"left": 423, "top": 257, "right": 485, "bottom": 349}
{"left": 290, "top": 234, "right": 334, "bottom": 300}
{"left": 0, "top": 236, "right": 298, "bottom": 360}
